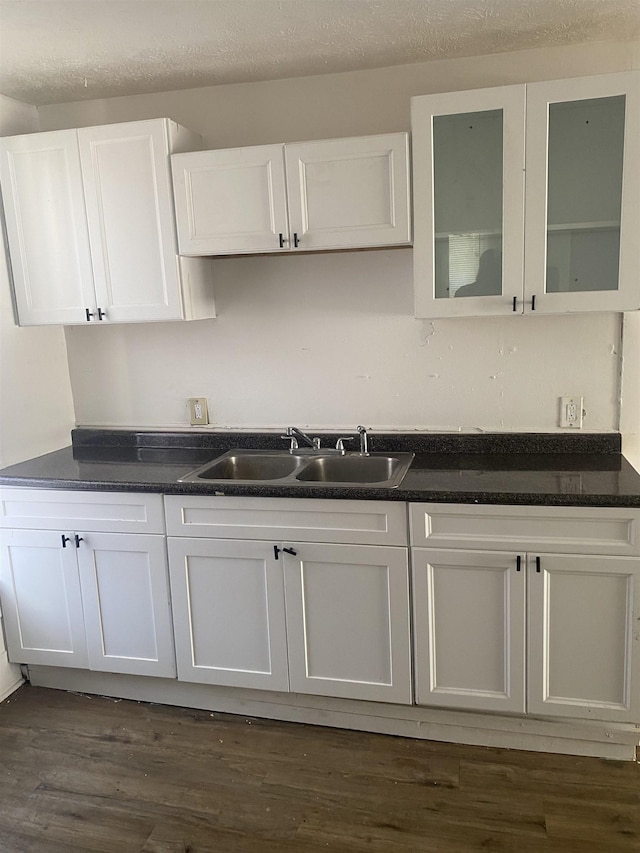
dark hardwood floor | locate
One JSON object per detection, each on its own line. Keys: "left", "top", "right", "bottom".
{"left": 0, "top": 686, "right": 638, "bottom": 852}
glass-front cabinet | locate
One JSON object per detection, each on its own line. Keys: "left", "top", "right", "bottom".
{"left": 412, "top": 72, "right": 640, "bottom": 318}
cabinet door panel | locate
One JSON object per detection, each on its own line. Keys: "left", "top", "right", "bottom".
{"left": 285, "top": 133, "right": 410, "bottom": 250}
{"left": 0, "top": 529, "right": 88, "bottom": 667}
{"left": 79, "top": 120, "right": 184, "bottom": 321}
{"left": 524, "top": 72, "right": 640, "bottom": 313}
{"left": 77, "top": 532, "right": 175, "bottom": 677}
{"left": 283, "top": 543, "right": 412, "bottom": 703}
{"left": 411, "top": 86, "right": 525, "bottom": 318}
{"left": 528, "top": 554, "right": 640, "bottom": 721}
{"left": 412, "top": 548, "right": 526, "bottom": 713}
{"left": 171, "top": 145, "right": 289, "bottom": 255}
{"left": 0, "top": 130, "right": 95, "bottom": 325}
{"left": 167, "top": 537, "right": 289, "bottom": 691}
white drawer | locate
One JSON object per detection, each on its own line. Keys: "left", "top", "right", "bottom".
{"left": 409, "top": 503, "right": 640, "bottom": 556}
{"left": 165, "top": 495, "right": 408, "bottom": 545}
{"left": 0, "top": 488, "right": 165, "bottom": 534}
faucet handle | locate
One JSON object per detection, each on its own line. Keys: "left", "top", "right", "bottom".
{"left": 335, "top": 437, "right": 354, "bottom": 453}
{"left": 280, "top": 434, "right": 299, "bottom": 451}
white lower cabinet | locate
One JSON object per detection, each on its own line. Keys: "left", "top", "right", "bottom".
{"left": 410, "top": 504, "right": 640, "bottom": 723}
{"left": 164, "top": 496, "right": 412, "bottom": 703}
{"left": 167, "top": 536, "right": 289, "bottom": 691}
{"left": 0, "top": 489, "right": 175, "bottom": 677}
{"left": 0, "top": 529, "right": 88, "bottom": 669}
{"left": 283, "top": 542, "right": 411, "bottom": 703}
{"left": 412, "top": 548, "right": 526, "bottom": 713}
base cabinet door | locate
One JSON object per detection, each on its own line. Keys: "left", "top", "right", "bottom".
{"left": 77, "top": 532, "right": 176, "bottom": 678}
{"left": 0, "top": 529, "right": 88, "bottom": 668}
{"left": 167, "top": 537, "right": 289, "bottom": 691}
{"left": 412, "top": 548, "right": 526, "bottom": 713}
{"left": 528, "top": 554, "right": 640, "bottom": 722}
{"left": 283, "top": 543, "right": 412, "bottom": 704}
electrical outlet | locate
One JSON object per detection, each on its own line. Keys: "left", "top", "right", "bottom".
{"left": 188, "top": 397, "right": 209, "bottom": 425}
{"left": 559, "top": 396, "right": 584, "bottom": 429}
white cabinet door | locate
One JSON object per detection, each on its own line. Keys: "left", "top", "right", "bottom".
{"left": 524, "top": 72, "right": 640, "bottom": 313}
{"left": 0, "top": 529, "right": 88, "bottom": 668}
{"left": 284, "top": 133, "right": 411, "bottom": 251}
{"left": 412, "top": 548, "right": 526, "bottom": 713}
{"left": 171, "top": 144, "right": 289, "bottom": 255}
{"left": 411, "top": 85, "right": 526, "bottom": 318}
{"left": 0, "top": 130, "right": 96, "bottom": 325}
{"left": 172, "top": 133, "right": 410, "bottom": 256}
{"left": 528, "top": 553, "right": 640, "bottom": 722}
{"left": 283, "top": 542, "right": 412, "bottom": 703}
{"left": 77, "top": 532, "right": 175, "bottom": 677}
{"left": 78, "top": 120, "right": 185, "bottom": 322}
{"left": 167, "top": 537, "right": 289, "bottom": 691}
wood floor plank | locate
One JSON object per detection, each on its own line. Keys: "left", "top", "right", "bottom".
{"left": 1, "top": 685, "right": 639, "bottom": 852}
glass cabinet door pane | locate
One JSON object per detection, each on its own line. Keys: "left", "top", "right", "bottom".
{"left": 433, "top": 109, "right": 503, "bottom": 299}
{"left": 546, "top": 95, "right": 625, "bottom": 294}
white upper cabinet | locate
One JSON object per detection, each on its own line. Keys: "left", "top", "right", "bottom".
{"left": 171, "top": 144, "right": 289, "bottom": 255}
{"left": 524, "top": 73, "right": 640, "bottom": 314}
{"left": 0, "top": 130, "right": 97, "bottom": 326}
{"left": 0, "top": 119, "right": 215, "bottom": 326}
{"left": 412, "top": 85, "right": 526, "bottom": 319}
{"left": 172, "top": 133, "right": 411, "bottom": 255}
{"left": 412, "top": 72, "right": 640, "bottom": 318}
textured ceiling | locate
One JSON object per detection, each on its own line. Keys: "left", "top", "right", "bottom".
{"left": 1, "top": 0, "right": 639, "bottom": 106}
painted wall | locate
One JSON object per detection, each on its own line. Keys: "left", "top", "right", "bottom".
{"left": 34, "top": 41, "right": 638, "bottom": 437}
{"left": 0, "top": 94, "right": 76, "bottom": 698}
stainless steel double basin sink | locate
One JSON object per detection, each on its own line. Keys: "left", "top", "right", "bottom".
{"left": 179, "top": 449, "right": 414, "bottom": 488}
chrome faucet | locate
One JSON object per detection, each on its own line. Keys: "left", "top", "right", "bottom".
{"left": 357, "top": 425, "right": 369, "bottom": 455}
{"left": 282, "top": 426, "right": 321, "bottom": 451}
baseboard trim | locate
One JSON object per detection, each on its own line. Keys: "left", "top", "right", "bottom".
{"left": 28, "top": 666, "right": 640, "bottom": 762}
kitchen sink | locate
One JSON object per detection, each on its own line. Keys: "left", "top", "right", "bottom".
{"left": 295, "top": 454, "right": 409, "bottom": 486}
{"left": 190, "top": 452, "right": 305, "bottom": 481}
{"left": 179, "top": 449, "right": 414, "bottom": 488}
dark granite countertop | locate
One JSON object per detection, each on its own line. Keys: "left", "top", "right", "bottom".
{"left": 1, "top": 429, "right": 639, "bottom": 507}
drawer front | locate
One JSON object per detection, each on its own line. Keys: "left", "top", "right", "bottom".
{"left": 409, "top": 503, "right": 640, "bottom": 556}
{"left": 0, "top": 488, "right": 165, "bottom": 534}
{"left": 165, "top": 495, "right": 408, "bottom": 545}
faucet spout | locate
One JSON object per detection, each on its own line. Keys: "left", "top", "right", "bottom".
{"left": 357, "top": 425, "right": 369, "bottom": 455}
{"left": 286, "top": 426, "right": 321, "bottom": 450}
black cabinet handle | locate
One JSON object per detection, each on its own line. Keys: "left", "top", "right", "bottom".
{"left": 516, "top": 555, "right": 521, "bottom": 572}
{"left": 536, "top": 556, "right": 541, "bottom": 573}
{"left": 293, "top": 232, "right": 299, "bottom": 248}
{"left": 274, "top": 545, "right": 298, "bottom": 559}
{"left": 512, "top": 296, "right": 517, "bottom": 312}
{"left": 75, "top": 535, "right": 84, "bottom": 548}
{"left": 531, "top": 294, "right": 536, "bottom": 311}
{"left": 97, "top": 308, "right": 106, "bottom": 320}
{"left": 278, "top": 233, "right": 285, "bottom": 248}
{"left": 61, "top": 535, "right": 71, "bottom": 548}
{"left": 85, "top": 308, "right": 94, "bottom": 321}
